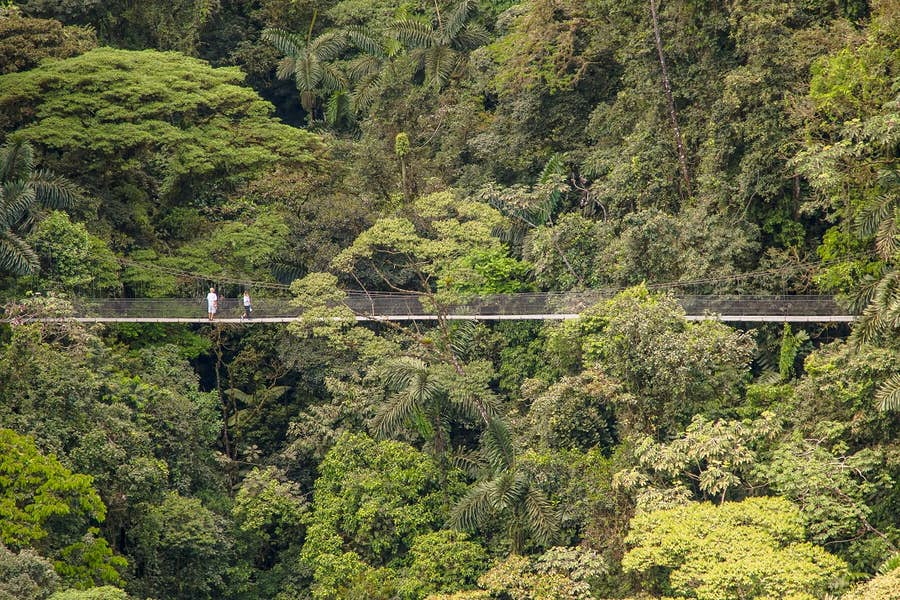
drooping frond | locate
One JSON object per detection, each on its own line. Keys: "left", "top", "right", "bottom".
{"left": 539, "top": 153, "right": 566, "bottom": 185}
{"left": 276, "top": 56, "right": 298, "bottom": 81}
{"left": 443, "top": 0, "right": 478, "bottom": 41}
{"left": 310, "top": 30, "right": 349, "bottom": 62}
{"left": 295, "top": 56, "right": 324, "bottom": 93}
{"left": 0, "top": 229, "right": 39, "bottom": 275}
{"left": 30, "top": 170, "right": 79, "bottom": 209}
{"left": 848, "top": 270, "right": 884, "bottom": 314}
{"left": 346, "top": 25, "right": 386, "bottom": 58}
{"left": 876, "top": 374, "right": 900, "bottom": 412}
{"left": 350, "top": 72, "right": 384, "bottom": 114}
{"left": 523, "top": 486, "right": 559, "bottom": 546}
{"left": 855, "top": 193, "right": 896, "bottom": 238}
{"left": 853, "top": 268, "right": 900, "bottom": 345}
{"left": 450, "top": 478, "right": 500, "bottom": 532}
{"left": 325, "top": 90, "right": 352, "bottom": 127}
{"left": 261, "top": 28, "right": 304, "bottom": 58}
{"left": 381, "top": 356, "right": 429, "bottom": 389}
{"left": 481, "top": 418, "right": 515, "bottom": 473}
{"left": 320, "top": 62, "right": 348, "bottom": 94}
{"left": 424, "top": 44, "right": 457, "bottom": 89}
{"left": 450, "top": 448, "right": 482, "bottom": 477}
{"left": 449, "top": 320, "right": 477, "bottom": 361}
{"left": 374, "top": 386, "right": 421, "bottom": 438}
{"left": 0, "top": 140, "right": 34, "bottom": 183}
{"left": 1, "top": 181, "right": 36, "bottom": 228}
{"left": 875, "top": 214, "right": 898, "bottom": 260}
{"left": 347, "top": 54, "right": 383, "bottom": 82}
{"left": 392, "top": 18, "right": 436, "bottom": 49}
{"left": 453, "top": 23, "right": 489, "bottom": 51}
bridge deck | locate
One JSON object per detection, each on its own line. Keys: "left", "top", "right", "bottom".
{"left": 5, "top": 294, "right": 855, "bottom": 323}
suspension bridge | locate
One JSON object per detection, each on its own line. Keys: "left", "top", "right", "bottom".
{"left": 6, "top": 293, "right": 855, "bottom": 324}
{"left": 3, "top": 255, "right": 867, "bottom": 324}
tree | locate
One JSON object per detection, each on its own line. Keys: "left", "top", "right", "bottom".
{"left": 396, "top": 530, "right": 487, "bottom": 598}
{"left": 450, "top": 421, "right": 559, "bottom": 554}
{"left": 128, "top": 492, "right": 234, "bottom": 600}
{"left": 391, "top": 0, "right": 488, "bottom": 89}
{"left": 0, "top": 48, "right": 324, "bottom": 241}
{"left": 0, "top": 543, "right": 59, "bottom": 600}
{"left": 572, "top": 286, "right": 755, "bottom": 436}
{"left": 300, "top": 433, "right": 449, "bottom": 599}
{"left": 0, "top": 9, "right": 96, "bottom": 75}
{"left": 622, "top": 497, "right": 847, "bottom": 600}
{"left": 28, "top": 211, "right": 120, "bottom": 292}
{"left": 0, "top": 428, "right": 106, "bottom": 550}
{"left": 262, "top": 12, "right": 349, "bottom": 119}
{"left": 375, "top": 356, "right": 496, "bottom": 489}
{"left": 0, "top": 140, "right": 78, "bottom": 275}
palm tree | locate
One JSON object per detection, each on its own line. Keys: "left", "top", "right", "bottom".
{"left": 849, "top": 170, "right": 899, "bottom": 411}
{"left": 262, "top": 10, "right": 349, "bottom": 120}
{"left": 390, "top": 0, "right": 488, "bottom": 89}
{"left": 339, "top": 26, "right": 392, "bottom": 113}
{"left": 374, "top": 356, "right": 494, "bottom": 481}
{"left": 0, "top": 140, "right": 78, "bottom": 275}
{"left": 450, "top": 419, "right": 559, "bottom": 554}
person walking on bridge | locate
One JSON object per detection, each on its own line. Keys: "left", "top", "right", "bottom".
{"left": 241, "top": 290, "right": 252, "bottom": 321}
{"left": 207, "top": 287, "right": 218, "bottom": 321}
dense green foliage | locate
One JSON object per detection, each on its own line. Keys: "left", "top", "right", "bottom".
{"left": 0, "top": 0, "right": 898, "bottom": 598}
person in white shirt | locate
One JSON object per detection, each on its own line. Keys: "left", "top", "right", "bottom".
{"left": 206, "top": 287, "right": 218, "bottom": 321}
{"left": 241, "top": 290, "right": 252, "bottom": 321}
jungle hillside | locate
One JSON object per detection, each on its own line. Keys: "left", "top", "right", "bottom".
{"left": 0, "top": 0, "right": 898, "bottom": 599}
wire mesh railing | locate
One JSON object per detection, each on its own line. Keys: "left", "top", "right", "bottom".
{"left": 53, "top": 293, "right": 853, "bottom": 321}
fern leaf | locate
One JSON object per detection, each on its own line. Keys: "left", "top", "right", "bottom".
{"left": 391, "top": 18, "right": 436, "bottom": 49}
{"left": 0, "top": 229, "right": 39, "bottom": 275}
{"left": 876, "top": 375, "right": 900, "bottom": 411}
{"left": 261, "top": 28, "right": 304, "bottom": 57}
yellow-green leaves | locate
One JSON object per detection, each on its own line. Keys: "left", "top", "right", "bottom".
{"left": 622, "top": 497, "right": 847, "bottom": 600}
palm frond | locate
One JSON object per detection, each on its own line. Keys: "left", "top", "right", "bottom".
{"left": 345, "top": 25, "right": 386, "bottom": 58}
{"left": 0, "top": 140, "right": 34, "bottom": 183}
{"left": 481, "top": 418, "right": 514, "bottom": 473}
{"left": 350, "top": 72, "right": 383, "bottom": 114}
{"left": 295, "top": 56, "right": 324, "bottom": 94}
{"left": 449, "top": 320, "right": 477, "bottom": 361}
{"left": 538, "top": 153, "right": 566, "bottom": 185}
{"left": 276, "top": 56, "right": 298, "bottom": 80}
{"left": 325, "top": 90, "right": 352, "bottom": 127}
{"left": 523, "top": 486, "right": 559, "bottom": 546}
{"left": 347, "top": 54, "right": 382, "bottom": 82}
{"left": 310, "top": 30, "right": 348, "bottom": 62}
{"left": 30, "top": 170, "right": 79, "bottom": 209}
{"left": 261, "top": 28, "right": 304, "bottom": 57}
{"left": 2, "top": 181, "right": 36, "bottom": 227}
{"left": 453, "top": 23, "right": 489, "bottom": 51}
{"left": 848, "top": 271, "right": 884, "bottom": 314}
{"left": 373, "top": 387, "right": 424, "bottom": 438}
{"left": 875, "top": 214, "right": 898, "bottom": 260}
{"left": 424, "top": 44, "right": 457, "bottom": 89}
{"left": 443, "top": 0, "right": 478, "bottom": 41}
{"left": 320, "top": 62, "right": 348, "bottom": 94}
{"left": 382, "top": 356, "right": 428, "bottom": 389}
{"left": 450, "top": 448, "right": 482, "bottom": 477}
{"left": 855, "top": 193, "right": 896, "bottom": 238}
{"left": 391, "top": 18, "right": 436, "bottom": 49}
{"left": 875, "top": 374, "right": 900, "bottom": 411}
{"left": 449, "top": 478, "right": 499, "bottom": 531}
{"left": 0, "top": 229, "right": 39, "bottom": 275}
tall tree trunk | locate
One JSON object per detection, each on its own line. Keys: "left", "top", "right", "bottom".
{"left": 649, "top": 0, "right": 692, "bottom": 197}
